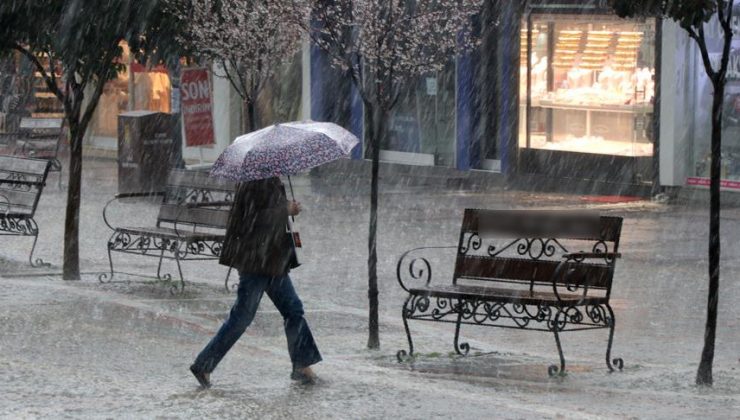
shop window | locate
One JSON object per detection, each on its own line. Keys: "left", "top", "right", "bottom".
{"left": 255, "top": 51, "right": 303, "bottom": 128}
{"left": 89, "top": 43, "right": 171, "bottom": 140}
{"left": 520, "top": 15, "right": 656, "bottom": 157}
{"left": 381, "top": 61, "right": 456, "bottom": 167}
{"left": 691, "top": 15, "right": 740, "bottom": 185}
{"left": 0, "top": 52, "right": 58, "bottom": 133}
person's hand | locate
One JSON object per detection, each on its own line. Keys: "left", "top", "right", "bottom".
{"left": 287, "top": 200, "right": 302, "bottom": 216}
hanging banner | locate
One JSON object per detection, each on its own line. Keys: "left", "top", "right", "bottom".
{"left": 181, "top": 68, "right": 215, "bottom": 147}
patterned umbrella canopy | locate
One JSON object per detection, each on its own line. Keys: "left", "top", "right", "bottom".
{"left": 210, "top": 121, "right": 360, "bottom": 182}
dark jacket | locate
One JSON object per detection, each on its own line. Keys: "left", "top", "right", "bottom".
{"left": 219, "top": 177, "right": 297, "bottom": 277}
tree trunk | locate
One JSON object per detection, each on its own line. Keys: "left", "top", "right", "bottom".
{"left": 168, "top": 62, "right": 185, "bottom": 169}
{"left": 697, "top": 79, "right": 725, "bottom": 386}
{"left": 242, "top": 98, "right": 257, "bottom": 134}
{"left": 366, "top": 104, "right": 385, "bottom": 350}
{"left": 62, "top": 121, "right": 83, "bottom": 280}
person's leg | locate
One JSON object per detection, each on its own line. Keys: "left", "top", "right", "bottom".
{"left": 192, "top": 273, "right": 271, "bottom": 375}
{"left": 266, "top": 274, "right": 322, "bottom": 373}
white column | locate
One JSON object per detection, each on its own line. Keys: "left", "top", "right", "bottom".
{"left": 659, "top": 20, "right": 696, "bottom": 186}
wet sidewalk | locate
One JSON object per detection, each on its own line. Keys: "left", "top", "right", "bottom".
{"left": 1, "top": 157, "right": 740, "bottom": 418}
{"left": 2, "top": 272, "right": 739, "bottom": 419}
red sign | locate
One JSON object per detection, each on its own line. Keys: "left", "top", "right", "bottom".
{"left": 181, "top": 68, "right": 215, "bottom": 147}
{"left": 687, "top": 177, "right": 740, "bottom": 191}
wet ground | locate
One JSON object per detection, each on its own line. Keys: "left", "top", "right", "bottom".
{"left": 1, "top": 158, "right": 739, "bottom": 418}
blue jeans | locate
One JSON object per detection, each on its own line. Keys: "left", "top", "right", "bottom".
{"left": 192, "top": 272, "right": 322, "bottom": 373}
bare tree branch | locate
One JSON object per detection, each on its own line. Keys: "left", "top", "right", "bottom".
{"left": 13, "top": 43, "right": 64, "bottom": 103}
{"left": 695, "top": 24, "right": 718, "bottom": 81}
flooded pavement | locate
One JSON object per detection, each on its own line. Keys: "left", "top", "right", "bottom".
{"left": 2, "top": 272, "right": 738, "bottom": 419}
{"left": 1, "top": 159, "right": 740, "bottom": 418}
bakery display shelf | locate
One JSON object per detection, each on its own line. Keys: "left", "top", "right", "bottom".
{"left": 535, "top": 99, "right": 652, "bottom": 114}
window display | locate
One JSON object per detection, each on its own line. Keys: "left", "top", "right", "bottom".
{"left": 89, "top": 43, "right": 171, "bottom": 139}
{"left": 520, "top": 16, "right": 656, "bottom": 157}
{"left": 381, "top": 62, "right": 456, "bottom": 166}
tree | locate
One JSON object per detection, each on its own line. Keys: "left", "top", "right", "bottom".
{"left": 609, "top": 0, "right": 735, "bottom": 386}
{"left": 170, "top": 0, "right": 308, "bottom": 133}
{"left": 131, "top": 0, "right": 196, "bottom": 170}
{"left": 0, "top": 0, "right": 166, "bottom": 280}
{"left": 310, "top": 0, "right": 482, "bottom": 349}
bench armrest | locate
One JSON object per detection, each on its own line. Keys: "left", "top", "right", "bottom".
{"left": 102, "top": 191, "right": 166, "bottom": 230}
{"left": 396, "top": 246, "right": 457, "bottom": 293}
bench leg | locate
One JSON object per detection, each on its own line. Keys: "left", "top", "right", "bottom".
{"left": 98, "top": 243, "right": 115, "bottom": 283}
{"left": 28, "top": 231, "right": 50, "bottom": 268}
{"left": 397, "top": 295, "right": 415, "bottom": 362}
{"left": 548, "top": 309, "right": 567, "bottom": 376}
{"left": 171, "top": 243, "right": 185, "bottom": 295}
{"left": 453, "top": 312, "right": 470, "bottom": 356}
{"left": 605, "top": 304, "right": 624, "bottom": 372}
{"left": 155, "top": 246, "right": 168, "bottom": 281}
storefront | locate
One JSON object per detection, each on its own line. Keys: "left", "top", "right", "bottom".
{"left": 308, "top": 0, "right": 661, "bottom": 190}
{"left": 88, "top": 43, "right": 172, "bottom": 150}
{"left": 516, "top": 1, "right": 658, "bottom": 187}
{"left": 381, "top": 64, "right": 457, "bottom": 167}
{"left": 84, "top": 41, "right": 306, "bottom": 164}
{"left": 0, "top": 51, "right": 61, "bottom": 133}
{"left": 677, "top": 5, "right": 740, "bottom": 193}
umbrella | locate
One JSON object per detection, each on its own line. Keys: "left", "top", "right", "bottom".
{"left": 210, "top": 121, "right": 359, "bottom": 255}
{"left": 210, "top": 121, "right": 360, "bottom": 193}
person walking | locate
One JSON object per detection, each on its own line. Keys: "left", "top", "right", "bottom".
{"left": 189, "top": 176, "right": 321, "bottom": 388}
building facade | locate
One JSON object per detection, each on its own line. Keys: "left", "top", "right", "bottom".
{"left": 5, "top": 1, "right": 736, "bottom": 196}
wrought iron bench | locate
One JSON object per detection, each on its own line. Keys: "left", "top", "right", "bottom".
{"left": 396, "top": 208, "right": 624, "bottom": 376}
{"left": 14, "top": 118, "right": 65, "bottom": 188}
{"left": 0, "top": 155, "right": 52, "bottom": 267}
{"left": 99, "top": 169, "right": 236, "bottom": 293}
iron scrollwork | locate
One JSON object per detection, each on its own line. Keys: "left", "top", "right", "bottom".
{"left": 458, "top": 233, "right": 570, "bottom": 261}
{"left": 396, "top": 246, "right": 456, "bottom": 292}
{"left": 0, "top": 214, "right": 39, "bottom": 236}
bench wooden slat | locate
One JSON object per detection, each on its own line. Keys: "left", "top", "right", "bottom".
{"left": 167, "top": 170, "right": 235, "bottom": 192}
{"left": 409, "top": 284, "right": 607, "bottom": 306}
{"left": 0, "top": 188, "right": 41, "bottom": 212}
{"left": 454, "top": 255, "right": 612, "bottom": 289}
{"left": 157, "top": 204, "right": 231, "bottom": 229}
{"left": 116, "top": 226, "right": 225, "bottom": 242}
{"left": 20, "top": 118, "right": 63, "bottom": 130}
{"left": 461, "top": 209, "right": 622, "bottom": 242}
{"left": 0, "top": 155, "right": 50, "bottom": 176}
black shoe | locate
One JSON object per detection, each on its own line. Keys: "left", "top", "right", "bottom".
{"left": 190, "top": 364, "right": 211, "bottom": 389}
{"left": 290, "top": 368, "right": 318, "bottom": 385}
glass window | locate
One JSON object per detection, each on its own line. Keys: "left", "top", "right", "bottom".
{"left": 691, "top": 16, "right": 740, "bottom": 183}
{"left": 520, "top": 15, "right": 656, "bottom": 157}
{"left": 89, "top": 43, "right": 171, "bottom": 139}
{"left": 255, "top": 51, "right": 303, "bottom": 128}
{"left": 381, "top": 61, "right": 456, "bottom": 167}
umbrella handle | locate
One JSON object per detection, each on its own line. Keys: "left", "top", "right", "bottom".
{"left": 287, "top": 176, "right": 295, "bottom": 201}
{"left": 287, "top": 175, "right": 296, "bottom": 222}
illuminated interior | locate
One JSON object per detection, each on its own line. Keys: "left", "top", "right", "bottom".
{"left": 520, "top": 16, "right": 656, "bottom": 157}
